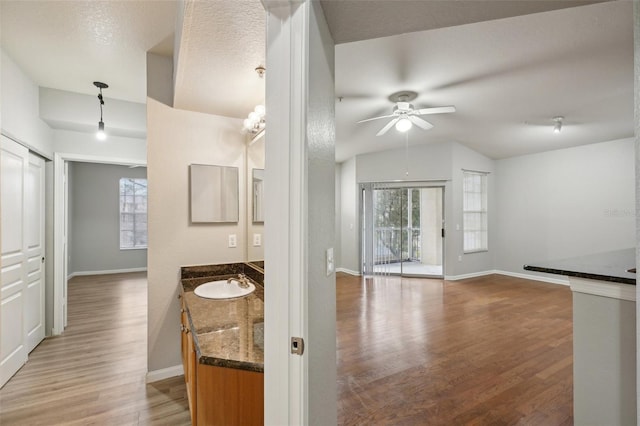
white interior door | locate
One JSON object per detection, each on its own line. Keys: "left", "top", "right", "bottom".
{"left": 25, "top": 153, "right": 45, "bottom": 353}
{"left": 0, "top": 136, "right": 29, "bottom": 387}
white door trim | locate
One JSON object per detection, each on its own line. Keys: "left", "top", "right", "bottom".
{"left": 52, "top": 152, "right": 145, "bottom": 335}
{"left": 264, "top": 1, "right": 309, "bottom": 424}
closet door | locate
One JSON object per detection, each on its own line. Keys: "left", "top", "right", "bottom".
{"left": 25, "top": 153, "right": 45, "bottom": 353}
{"left": 0, "top": 136, "right": 29, "bottom": 387}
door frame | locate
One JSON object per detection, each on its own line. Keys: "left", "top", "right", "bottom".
{"left": 52, "top": 152, "right": 145, "bottom": 335}
{"left": 360, "top": 180, "right": 447, "bottom": 278}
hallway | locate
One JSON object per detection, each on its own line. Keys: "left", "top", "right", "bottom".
{"left": 0, "top": 273, "right": 190, "bottom": 425}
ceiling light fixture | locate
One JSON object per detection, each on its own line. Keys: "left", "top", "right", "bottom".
{"left": 243, "top": 105, "right": 266, "bottom": 144}
{"left": 395, "top": 117, "right": 412, "bottom": 133}
{"left": 94, "top": 81, "right": 108, "bottom": 141}
{"left": 553, "top": 116, "right": 563, "bottom": 134}
{"left": 255, "top": 65, "right": 266, "bottom": 78}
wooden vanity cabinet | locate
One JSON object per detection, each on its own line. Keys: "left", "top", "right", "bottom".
{"left": 196, "top": 364, "right": 264, "bottom": 426}
{"left": 180, "top": 292, "right": 264, "bottom": 426}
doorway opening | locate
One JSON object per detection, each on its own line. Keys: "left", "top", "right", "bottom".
{"left": 361, "top": 183, "right": 444, "bottom": 278}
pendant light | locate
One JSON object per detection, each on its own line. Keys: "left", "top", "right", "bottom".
{"left": 553, "top": 116, "right": 563, "bottom": 134}
{"left": 94, "top": 81, "right": 108, "bottom": 140}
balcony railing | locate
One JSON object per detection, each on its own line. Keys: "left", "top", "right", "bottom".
{"left": 373, "top": 227, "right": 421, "bottom": 265}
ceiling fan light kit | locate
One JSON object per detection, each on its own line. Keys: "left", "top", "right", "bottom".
{"left": 358, "top": 90, "right": 456, "bottom": 136}
{"left": 395, "top": 117, "right": 412, "bottom": 132}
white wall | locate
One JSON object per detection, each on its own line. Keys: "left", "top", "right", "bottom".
{"left": 53, "top": 129, "right": 146, "bottom": 164}
{"left": 341, "top": 141, "right": 493, "bottom": 276}
{"left": 334, "top": 162, "right": 342, "bottom": 272}
{"left": 451, "top": 142, "right": 496, "bottom": 276}
{"left": 337, "top": 138, "right": 633, "bottom": 280}
{"left": 146, "top": 98, "right": 246, "bottom": 372}
{"left": 355, "top": 140, "right": 453, "bottom": 183}
{"left": 68, "top": 162, "right": 147, "bottom": 275}
{"left": 494, "top": 137, "right": 635, "bottom": 279}
{"left": 40, "top": 87, "right": 146, "bottom": 139}
{"left": 338, "top": 157, "right": 358, "bottom": 273}
{"left": 0, "top": 50, "right": 53, "bottom": 158}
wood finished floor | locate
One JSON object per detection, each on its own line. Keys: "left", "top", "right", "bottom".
{"left": 0, "top": 272, "right": 191, "bottom": 426}
{"left": 337, "top": 273, "right": 573, "bottom": 425}
{"left": 0, "top": 272, "right": 572, "bottom": 425}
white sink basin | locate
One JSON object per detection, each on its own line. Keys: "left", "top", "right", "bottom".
{"left": 194, "top": 280, "right": 255, "bottom": 299}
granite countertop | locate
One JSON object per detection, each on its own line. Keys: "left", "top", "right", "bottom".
{"left": 180, "top": 263, "right": 264, "bottom": 373}
{"left": 523, "top": 248, "right": 636, "bottom": 285}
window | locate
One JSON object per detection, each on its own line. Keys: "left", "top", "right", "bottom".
{"left": 463, "top": 171, "right": 488, "bottom": 253}
{"left": 119, "top": 178, "right": 147, "bottom": 249}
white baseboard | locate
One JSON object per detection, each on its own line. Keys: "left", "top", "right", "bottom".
{"left": 146, "top": 364, "right": 184, "bottom": 384}
{"left": 67, "top": 267, "right": 147, "bottom": 280}
{"left": 336, "top": 267, "right": 361, "bottom": 276}
{"left": 494, "top": 270, "right": 569, "bottom": 286}
{"left": 444, "top": 270, "right": 495, "bottom": 281}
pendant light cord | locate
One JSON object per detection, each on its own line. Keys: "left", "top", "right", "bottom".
{"left": 98, "top": 88, "right": 104, "bottom": 122}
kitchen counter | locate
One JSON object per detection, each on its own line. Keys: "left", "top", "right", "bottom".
{"left": 523, "top": 248, "right": 636, "bottom": 285}
{"left": 524, "top": 249, "right": 636, "bottom": 425}
{"left": 180, "top": 263, "right": 264, "bottom": 373}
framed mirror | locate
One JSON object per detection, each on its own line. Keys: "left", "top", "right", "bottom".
{"left": 190, "top": 164, "right": 239, "bottom": 223}
{"left": 253, "top": 169, "right": 264, "bottom": 223}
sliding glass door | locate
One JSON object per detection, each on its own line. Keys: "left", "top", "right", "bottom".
{"left": 362, "top": 183, "right": 444, "bottom": 278}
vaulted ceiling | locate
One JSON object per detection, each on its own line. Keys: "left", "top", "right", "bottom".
{"left": 0, "top": 0, "right": 631, "bottom": 162}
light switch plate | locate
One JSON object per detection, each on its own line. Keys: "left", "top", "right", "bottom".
{"left": 326, "top": 247, "right": 334, "bottom": 276}
{"left": 253, "top": 233, "right": 262, "bottom": 247}
{"left": 228, "top": 234, "right": 237, "bottom": 248}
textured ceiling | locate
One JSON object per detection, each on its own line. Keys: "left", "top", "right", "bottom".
{"left": 0, "top": 0, "right": 630, "bottom": 162}
{"left": 321, "top": 0, "right": 612, "bottom": 44}
{"left": 0, "top": 0, "right": 177, "bottom": 104}
{"left": 173, "top": 0, "right": 266, "bottom": 119}
{"left": 334, "top": 1, "right": 633, "bottom": 161}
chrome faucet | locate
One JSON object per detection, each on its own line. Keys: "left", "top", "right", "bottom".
{"left": 227, "top": 273, "right": 250, "bottom": 289}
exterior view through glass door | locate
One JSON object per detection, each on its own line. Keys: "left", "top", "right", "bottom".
{"left": 362, "top": 183, "right": 444, "bottom": 277}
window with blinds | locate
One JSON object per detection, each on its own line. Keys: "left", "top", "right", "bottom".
{"left": 119, "top": 178, "right": 148, "bottom": 249}
{"left": 463, "top": 171, "right": 488, "bottom": 253}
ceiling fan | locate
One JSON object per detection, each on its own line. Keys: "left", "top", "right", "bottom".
{"left": 357, "top": 91, "right": 455, "bottom": 136}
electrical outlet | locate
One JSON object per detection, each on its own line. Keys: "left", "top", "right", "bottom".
{"left": 458, "top": 255, "right": 462, "bottom": 262}
{"left": 326, "top": 247, "right": 335, "bottom": 276}
{"left": 456, "top": 224, "right": 460, "bottom": 231}
{"left": 228, "top": 234, "right": 237, "bottom": 248}
{"left": 253, "top": 233, "right": 261, "bottom": 247}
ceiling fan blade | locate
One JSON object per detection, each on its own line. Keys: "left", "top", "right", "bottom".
{"left": 408, "top": 115, "right": 434, "bottom": 130}
{"left": 357, "top": 114, "right": 396, "bottom": 124}
{"left": 415, "top": 106, "right": 456, "bottom": 115}
{"left": 376, "top": 118, "right": 399, "bottom": 136}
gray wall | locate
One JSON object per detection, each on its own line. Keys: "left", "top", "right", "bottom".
{"left": 494, "top": 138, "right": 635, "bottom": 278}
{"left": 68, "top": 162, "right": 147, "bottom": 275}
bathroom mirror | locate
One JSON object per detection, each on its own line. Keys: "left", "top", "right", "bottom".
{"left": 247, "top": 136, "right": 265, "bottom": 262}
{"left": 189, "top": 164, "right": 239, "bottom": 223}
{"left": 253, "top": 169, "right": 264, "bottom": 223}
